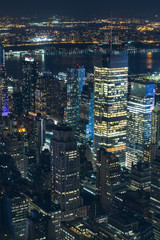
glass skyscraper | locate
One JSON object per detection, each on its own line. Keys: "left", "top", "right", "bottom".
{"left": 151, "top": 102, "right": 160, "bottom": 145}
{"left": 150, "top": 147, "right": 160, "bottom": 239}
{"left": 65, "top": 68, "right": 79, "bottom": 132}
{"left": 22, "top": 57, "right": 38, "bottom": 113}
{"left": 126, "top": 82, "right": 155, "bottom": 168}
{"left": 65, "top": 66, "right": 85, "bottom": 133}
{"left": 93, "top": 51, "right": 128, "bottom": 167}
{"left": 78, "top": 66, "right": 85, "bottom": 97}
{"left": 78, "top": 73, "right": 94, "bottom": 146}
{"left": 0, "top": 46, "right": 5, "bottom": 66}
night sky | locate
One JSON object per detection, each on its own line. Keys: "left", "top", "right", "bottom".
{"left": 0, "top": 0, "right": 160, "bottom": 19}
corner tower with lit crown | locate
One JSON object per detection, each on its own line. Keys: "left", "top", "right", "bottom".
{"left": 93, "top": 51, "right": 128, "bottom": 167}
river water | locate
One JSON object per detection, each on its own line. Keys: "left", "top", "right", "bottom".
{"left": 5, "top": 51, "right": 160, "bottom": 79}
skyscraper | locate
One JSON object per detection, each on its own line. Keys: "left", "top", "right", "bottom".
{"left": 25, "top": 112, "right": 45, "bottom": 161}
{"left": 22, "top": 57, "right": 38, "bottom": 113}
{"left": 65, "top": 66, "right": 85, "bottom": 133}
{"left": 0, "top": 47, "right": 9, "bottom": 117}
{"left": 12, "top": 92, "right": 23, "bottom": 115}
{"left": 129, "top": 160, "right": 151, "bottom": 192}
{"left": 25, "top": 211, "right": 50, "bottom": 240}
{"left": 0, "top": 46, "right": 5, "bottom": 66}
{"left": 50, "top": 124, "right": 85, "bottom": 220}
{"left": 151, "top": 102, "right": 160, "bottom": 145}
{"left": 51, "top": 76, "right": 67, "bottom": 120}
{"left": 5, "top": 133, "right": 25, "bottom": 177}
{"left": 77, "top": 66, "right": 86, "bottom": 98}
{"left": 38, "top": 72, "right": 67, "bottom": 122}
{"left": 150, "top": 147, "right": 160, "bottom": 239}
{"left": 0, "top": 66, "right": 9, "bottom": 117}
{"left": 96, "top": 148, "right": 125, "bottom": 212}
{"left": 64, "top": 68, "right": 79, "bottom": 132}
{"left": 35, "top": 76, "right": 47, "bottom": 118}
{"left": 78, "top": 73, "right": 94, "bottom": 146}
{"left": 93, "top": 51, "right": 128, "bottom": 166}
{"left": 10, "top": 194, "right": 28, "bottom": 239}
{"left": 126, "top": 82, "right": 155, "bottom": 168}
{"left": 0, "top": 187, "right": 13, "bottom": 239}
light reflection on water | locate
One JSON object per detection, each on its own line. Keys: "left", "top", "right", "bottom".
{"left": 5, "top": 51, "right": 160, "bottom": 79}
{"left": 146, "top": 52, "right": 153, "bottom": 69}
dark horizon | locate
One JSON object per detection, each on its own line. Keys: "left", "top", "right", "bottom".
{"left": 0, "top": 0, "right": 160, "bottom": 20}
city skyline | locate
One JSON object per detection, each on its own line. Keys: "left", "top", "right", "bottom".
{"left": 1, "top": 3, "right": 160, "bottom": 238}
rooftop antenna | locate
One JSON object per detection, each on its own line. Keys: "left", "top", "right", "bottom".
{"left": 110, "top": 11, "right": 113, "bottom": 52}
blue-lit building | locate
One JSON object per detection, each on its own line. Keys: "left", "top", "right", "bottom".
{"left": 65, "top": 66, "right": 85, "bottom": 133}
{"left": 78, "top": 73, "right": 94, "bottom": 146}
{"left": 0, "top": 47, "right": 9, "bottom": 117}
{"left": 78, "top": 66, "right": 86, "bottom": 97}
{"left": 126, "top": 82, "right": 155, "bottom": 168}
{"left": 0, "top": 46, "right": 5, "bottom": 66}
{"left": 0, "top": 66, "right": 9, "bottom": 117}
{"left": 86, "top": 92, "right": 94, "bottom": 141}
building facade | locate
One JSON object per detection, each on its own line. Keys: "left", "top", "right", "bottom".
{"left": 50, "top": 125, "right": 84, "bottom": 217}
{"left": 65, "top": 66, "right": 85, "bottom": 133}
{"left": 22, "top": 57, "right": 38, "bottom": 113}
{"left": 151, "top": 102, "right": 160, "bottom": 145}
{"left": 126, "top": 82, "right": 155, "bottom": 168}
{"left": 129, "top": 160, "right": 151, "bottom": 192}
{"left": 96, "top": 148, "right": 125, "bottom": 212}
{"left": 78, "top": 73, "right": 94, "bottom": 146}
{"left": 150, "top": 147, "right": 160, "bottom": 239}
{"left": 93, "top": 51, "right": 128, "bottom": 166}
